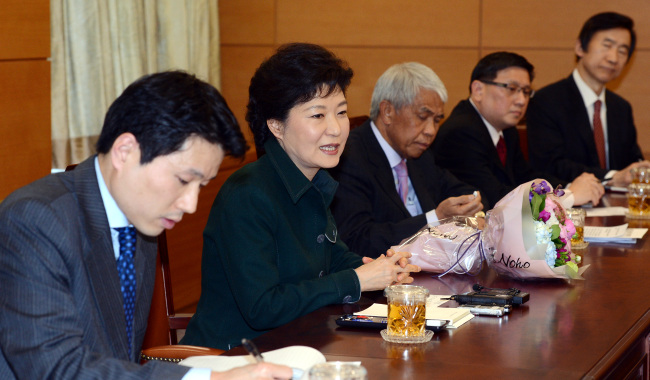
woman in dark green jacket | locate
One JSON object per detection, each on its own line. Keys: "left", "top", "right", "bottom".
{"left": 181, "top": 43, "right": 420, "bottom": 350}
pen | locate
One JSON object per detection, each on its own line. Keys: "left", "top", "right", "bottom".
{"left": 241, "top": 338, "right": 264, "bottom": 363}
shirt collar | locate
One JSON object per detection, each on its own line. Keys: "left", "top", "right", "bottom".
{"left": 94, "top": 156, "right": 130, "bottom": 229}
{"left": 573, "top": 68, "right": 606, "bottom": 109}
{"left": 263, "top": 138, "right": 338, "bottom": 206}
{"left": 370, "top": 120, "right": 403, "bottom": 168}
{"left": 469, "top": 98, "right": 503, "bottom": 146}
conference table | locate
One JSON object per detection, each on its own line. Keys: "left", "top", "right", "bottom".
{"left": 226, "top": 193, "right": 650, "bottom": 379}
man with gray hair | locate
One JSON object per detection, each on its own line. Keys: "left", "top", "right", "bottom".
{"left": 331, "top": 62, "right": 483, "bottom": 258}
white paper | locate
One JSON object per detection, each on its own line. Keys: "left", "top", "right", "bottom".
{"left": 179, "top": 345, "right": 325, "bottom": 374}
{"left": 585, "top": 207, "right": 628, "bottom": 217}
{"left": 584, "top": 224, "right": 647, "bottom": 244}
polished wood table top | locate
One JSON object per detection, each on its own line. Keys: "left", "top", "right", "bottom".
{"left": 227, "top": 193, "right": 650, "bottom": 379}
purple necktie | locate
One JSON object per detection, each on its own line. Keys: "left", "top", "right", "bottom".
{"left": 394, "top": 159, "right": 409, "bottom": 205}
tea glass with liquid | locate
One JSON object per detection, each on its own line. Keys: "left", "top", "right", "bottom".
{"left": 630, "top": 167, "right": 650, "bottom": 184}
{"left": 627, "top": 183, "right": 650, "bottom": 217}
{"left": 380, "top": 285, "right": 433, "bottom": 343}
{"left": 566, "top": 208, "right": 588, "bottom": 249}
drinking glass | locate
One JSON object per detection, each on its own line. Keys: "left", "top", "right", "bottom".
{"left": 566, "top": 208, "right": 588, "bottom": 249}
{"left": 308, "top": 362, "right": 367, "bottom": 380}
{"left": 381, "top": 285, "right": 433, "bottom": 343}
{"left": 627, "top": 183, "right": 650, "bottom": 217}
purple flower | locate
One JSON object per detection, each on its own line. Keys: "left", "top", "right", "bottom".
{"left": 539, "top": 209, "right": 551, "bottom": 222}
{"left": 531, "top": 181, "right": 551, "bottom": 196}
{"left": 553, "top": 185, "right": 566, "bottom": 197}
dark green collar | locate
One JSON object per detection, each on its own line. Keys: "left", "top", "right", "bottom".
{"left": 264, "top": 139, "right": 338, "bottom": 206}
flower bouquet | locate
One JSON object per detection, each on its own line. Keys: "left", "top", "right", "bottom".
{"left": 390, "top": 216, "right": 483, "bottom": 276}
{"left": 482, "top": 179, "right": 589, "bottom": 280}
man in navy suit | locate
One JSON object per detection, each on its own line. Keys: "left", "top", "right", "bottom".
{"left": 331, "top": 62, "right": 483, "bottom": 259}
{"left": 0, "top": 72, "right": 292, "bottom": 380}
{"left": 527, "top": 12, "right": 649, "bottom": 186}
{"left": 434, "top": 52, "right": 604, "bottom": 208}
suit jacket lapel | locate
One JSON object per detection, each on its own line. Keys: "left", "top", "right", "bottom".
{"left": 459, "top": 100, "right": 512, "bottom": 180}
{"left": 407, "top": 156, "right": 437, "bottom": 211}
{"left": 359, "top": 122, "right": 412, "bottom": 217}
{"left": 72, "top": 157, "right": 130, "bottom": 360}
{"left": 567, "top": 76, "right": 600, "bottom": 165}
{"left": 604, "top": 91, "right": 620, "bottom": 169}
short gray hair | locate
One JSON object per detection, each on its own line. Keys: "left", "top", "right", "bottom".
{"left": 369, "top": 62, "right": 448, "bottom": 120}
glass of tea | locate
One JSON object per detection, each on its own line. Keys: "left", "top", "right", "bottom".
{"left": 566, "top": 208, "right": 588, "bottom": 249}
{"left": 627, "top": 183, "right": 650, "bottom": 217}
{"left": 630, "top": 167, "right": 650, "bottom": 184}
{"left": 380, "top": 285, "right": 433, "bottom": 343}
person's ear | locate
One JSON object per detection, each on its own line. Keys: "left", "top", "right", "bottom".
{"left": 378, "top": 100, "right": 395, "bottom": 126}
{"left": 267, "top": 119, "right": 284, "bottom": 140}
{"left": 575, "top": 39, "right": 586, "bottom": 59}
{"left": 470, "top": 80, "right": 484, "bottom": 102}
{"left": 110, "top": 132, "right": 139, "bottom": 171}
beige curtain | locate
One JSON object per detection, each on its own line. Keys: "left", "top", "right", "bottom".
{"left": 51, "top": 0, "right": 221, "bottom": 169}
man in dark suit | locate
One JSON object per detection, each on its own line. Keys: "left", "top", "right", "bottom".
{"left": 434, "top": 52, "right": 604, "bottom": 208}
{"left": 0, "top": 72, "right": 292, "bottom": 380}
{"left": 527, "top": 12, "right": 649, "bottom": 186}
{"left": 331, "top": 62, "right": 483, "bottom": 259}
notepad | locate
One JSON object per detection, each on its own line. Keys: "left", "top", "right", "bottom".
{"left": 355, "top": 299, "right": 474, "bottom": 329}
{"left": 180, "top": 345, "right": 326, "bottom": 374}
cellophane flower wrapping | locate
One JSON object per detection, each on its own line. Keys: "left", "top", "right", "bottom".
{"left": 482, "top": 179, "right": 589, "bottom": 280}
{"left": 391, "top": 216, "right": 482, "bottom": 275}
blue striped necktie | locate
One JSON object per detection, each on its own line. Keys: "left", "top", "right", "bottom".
{"left": 115, "top": 226, "right": 137, "bottom": 358}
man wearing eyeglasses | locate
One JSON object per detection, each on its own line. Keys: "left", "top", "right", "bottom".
{"left": 433, "top": 52, "right": 604, "bottom": 208}
{"left": 527, "top": 12, "right": 649, "bottom": 187}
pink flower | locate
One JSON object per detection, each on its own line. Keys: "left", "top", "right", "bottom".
{"left": 564, "top": 217, "right": 576, "bottom": 238}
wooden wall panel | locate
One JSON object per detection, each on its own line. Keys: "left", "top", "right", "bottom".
{"left": 333, "top": 47, "right": 479, "bottom": 118}
{"left": 0, "top": 0, "right": 49, "bottom": 59}
{"left": 0, "top": 61, "right": 51, "bottom": 200}
{"left": 219, "top": 0, "right": 276, "bottom": 45}
{"left": 276, "top": 0, "right": 480, "bottom": 47}
{"left": 220, "top": 46, "right": 276, "bottom": 143}
{"left": 482, "top": 0, "right": 650, "bottom": 49}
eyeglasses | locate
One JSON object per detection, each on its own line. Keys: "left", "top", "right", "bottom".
{"left": 480, "top": 80, "right": 535, "bottom": 98}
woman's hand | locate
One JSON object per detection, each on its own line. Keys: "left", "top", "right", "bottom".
{"left": 356, "top": 249, "right": 421, "bottom": 291}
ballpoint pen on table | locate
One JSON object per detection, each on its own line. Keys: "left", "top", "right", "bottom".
{"left": 241, "top": 338, "right": 264, "bottom": 363}
{"left": 241, "top": 338, "right": 305, "bottom": 379}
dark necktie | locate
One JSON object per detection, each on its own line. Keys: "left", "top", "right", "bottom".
{"left": 496, "top": 136, "right": 507, "bottom": 166}
{"left": 115, "top": 226, "right": 137, "bottom": 358}
{"left": 593, "top": 100, "right": 606, "bottom": 169}
{"left": 394, "top": 159, "right": 409, "bottom": 206}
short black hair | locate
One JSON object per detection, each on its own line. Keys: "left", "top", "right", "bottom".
{"left": 470, "top": 52, "right": 534, "bottom": 93}
{"left": 246, "top": 43, "right": 354, "bottom": 155}
{"left": 96, "top": 70, "right": 247, "bottom": 164}
{"left": 577, "top": 12, "right": 636, "bottom": 61}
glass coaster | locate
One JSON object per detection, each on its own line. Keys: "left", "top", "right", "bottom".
{"left": 380, "top": 329, "right": 433, "bottom": 344}
{"left": 572, "top": 241, "right": 589, "bottom": 250}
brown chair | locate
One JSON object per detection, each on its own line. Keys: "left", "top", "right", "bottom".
{"left": 139, "top": 229, "right": 223, "bottom": 361}
{"left": 63, "top": 164, "right": 223, "bottom": 362}
{"left": 349, "top": 115, "right": 369, "bottom": 130}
